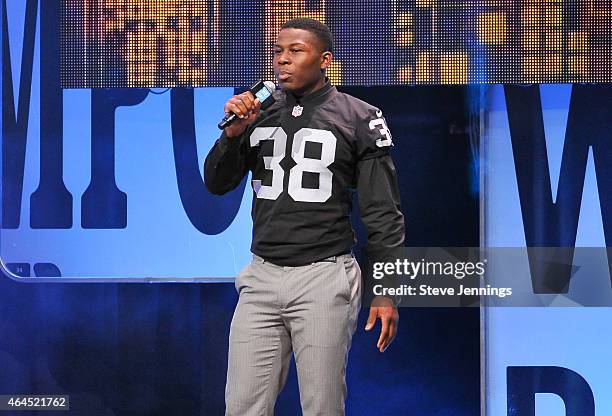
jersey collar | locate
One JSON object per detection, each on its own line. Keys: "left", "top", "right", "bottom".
{"left": 284, "top": 77, "right": 337, "bottom": 107}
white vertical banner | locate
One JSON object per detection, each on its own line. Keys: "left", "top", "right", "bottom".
{"left": 482, "top": 84, "right": 612, "bottom": 416}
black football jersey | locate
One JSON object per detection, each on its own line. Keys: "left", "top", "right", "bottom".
{"left": 205, "top": 79, "right": 404, "bottom": 266}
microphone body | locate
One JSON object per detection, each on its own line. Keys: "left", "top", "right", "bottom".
{"left": 218, "top": 80, "right": 276, "bottom": 130}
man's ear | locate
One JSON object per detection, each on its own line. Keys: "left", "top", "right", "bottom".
{"left": 320, "top": 51, "right": 333, "bottom": 70}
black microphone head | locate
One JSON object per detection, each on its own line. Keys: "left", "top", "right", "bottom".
{"left": 218, "top": 80, "right": 276, "bottom": 130}
{"left": 249, "top": 80, "right": 276, "bottom": 110}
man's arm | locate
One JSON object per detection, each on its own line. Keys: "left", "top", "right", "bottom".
{"left": 356, "top": 153, "right": 405, "bottom": 352}
{"left": 204, "top": 92, "right": 261, "bottom": 195}
{"left": 356, "top": 154, "right": 405, "bottom": 269}
{"left": 204, "top": 132, "right": 249, "bottom": 195}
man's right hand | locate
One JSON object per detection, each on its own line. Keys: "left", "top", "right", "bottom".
{"left": 223, "top": 92, "right": 261, "bottom": 138}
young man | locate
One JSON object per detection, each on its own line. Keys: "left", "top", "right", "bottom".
{"left": 205, "top": 18, "right": 405, "bottom": 416}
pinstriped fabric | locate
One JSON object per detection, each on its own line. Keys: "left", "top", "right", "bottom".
{"left": 225, "top": 254, "right": 361, "bottom": 416}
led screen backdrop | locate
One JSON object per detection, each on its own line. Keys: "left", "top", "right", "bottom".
{"left": 61, "top": 0, "right": 612, "bottom": 87}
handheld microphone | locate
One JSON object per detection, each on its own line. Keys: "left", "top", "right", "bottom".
{"left": 218, "top": 80, "right": 276, "bottom": 130}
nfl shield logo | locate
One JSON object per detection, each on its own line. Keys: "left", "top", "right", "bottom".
{"left": 292, "top": 105, "right": 303, "bottom": 117}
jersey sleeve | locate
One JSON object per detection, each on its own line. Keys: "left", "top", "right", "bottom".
{"left": 357, "top": 154, "right": 406, "bottom": 307}
{"left": 354, "top": 105, "right": 394, "bottom": 161}
{"left": 204, "top": 130, "right": 250, "bottom": 195}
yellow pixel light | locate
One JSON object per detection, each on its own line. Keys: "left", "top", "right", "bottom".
{"left": 61, "top": 0, "right": 612, "bottom": 87}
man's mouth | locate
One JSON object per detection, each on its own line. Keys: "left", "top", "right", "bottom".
{"left": 278, "top": 72, "right": 292, "bottom": 81}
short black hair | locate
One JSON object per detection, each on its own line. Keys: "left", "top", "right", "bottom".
{"left": 281, "top": 18, "right": 333, "bottom": 53}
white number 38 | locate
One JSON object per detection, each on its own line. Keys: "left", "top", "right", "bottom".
{"left": 249, "top": 127, "right": 336, "bottom": 203}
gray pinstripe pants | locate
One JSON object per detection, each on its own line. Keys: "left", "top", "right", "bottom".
{"left": 225, "top": 254, "right": 362, "bottom": 416}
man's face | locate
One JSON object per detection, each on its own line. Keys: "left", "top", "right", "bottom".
{"left": 273, "top": 28, "right": 331, "bottom": 95}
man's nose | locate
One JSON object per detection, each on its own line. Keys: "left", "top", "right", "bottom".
{"left": 277, "top": 51, "right": 290, "bottom": 64}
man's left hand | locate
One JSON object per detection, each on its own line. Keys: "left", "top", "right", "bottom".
{"left": 364, "top": 296, "right": 399, "bottom": 353}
